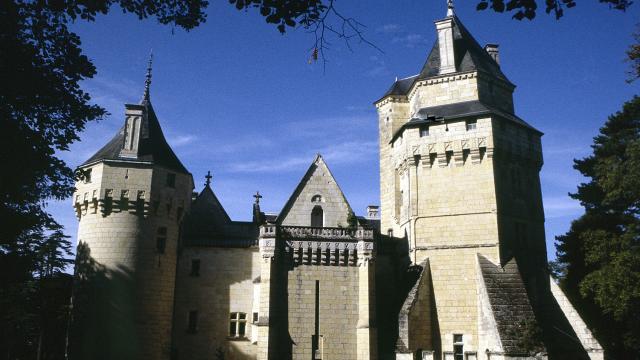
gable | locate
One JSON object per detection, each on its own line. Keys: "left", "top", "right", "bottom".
{"left": 277, "top": 155, "right": 354, "bottom": 228}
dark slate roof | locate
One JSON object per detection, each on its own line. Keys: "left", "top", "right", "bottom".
{"left": 377, "top": 15, "right": 512, "bottom": 102}
{"left": 183, "top": 185, "right": 258, "bottom": 247}
{"left": 390, "top": 100, "right": 541, "bottom": 143}
{"left": 478, "top": 255, "right": 545, "bottom": 355}
{"left": 81, "top": 101, "right": 189, "bottom": 174}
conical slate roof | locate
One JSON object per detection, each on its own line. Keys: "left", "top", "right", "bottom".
{"left": 379, "top": 15, "right": 511, "bottom": 100}
{"left": 81, "top": 101, "right": 188, "bottom": 173}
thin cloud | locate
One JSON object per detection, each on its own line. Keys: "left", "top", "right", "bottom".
{"left": 392, "top": 33, "right": 427, "bottom": 48}
{"left": 543, "top": 196, "right": 583, "bottom": 219}
{"left": 377, "top": 24, "right": 402, "bottom": 34}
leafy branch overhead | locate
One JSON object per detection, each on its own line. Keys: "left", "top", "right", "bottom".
{"left": 476, "top": 0, "right": 633, "bottom": 20}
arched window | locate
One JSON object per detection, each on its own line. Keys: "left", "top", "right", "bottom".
{"left": 311, "top": 205, "right": 324, "bottom": 227}
{"left": 311, "top": 194, "right": 322, "bottom": 203}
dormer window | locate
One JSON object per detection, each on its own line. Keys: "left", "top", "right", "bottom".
{"left": 420, "top": 126, "right": 430, "bottom": 137}
{"left": 466, "top": 120, "right": 477, "bottom": 131}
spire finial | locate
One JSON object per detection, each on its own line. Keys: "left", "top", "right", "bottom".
{"left": 447, "top": 0, "right": 454, "bottom": 16}
{"left": 254, "top": 191, "right": 263, "bottom": 205}
{"left": 142, "top": 50, "right": 153, "bottom": 103}
{"left": 204, "top": 170, "right": 212, "bottom": 187}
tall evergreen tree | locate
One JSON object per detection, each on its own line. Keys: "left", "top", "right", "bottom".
{"left": 554, "top": 96, "right": 640, "bottom": 359}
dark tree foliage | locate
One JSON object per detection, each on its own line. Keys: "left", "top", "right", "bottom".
{"left": 628, "top": 26, "right": 640, "bottom": 82}
{"left": 0, "top": 1, "right": 207, "bottom": 358}
{"left": 476, "top": 0, "right": 632, "bottom": 20}
{"left": 554, "top": 96, "right": 640, "bottom": 359}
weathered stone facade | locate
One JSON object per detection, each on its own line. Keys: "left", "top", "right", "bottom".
{"left": 70, "top": 6, "right": 603, "bottom": 360}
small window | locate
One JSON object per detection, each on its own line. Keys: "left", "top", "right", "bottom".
{"left": 311, "top": 195, "right": 322, "bottom": 203}
{"left": 253, "top": 312, "right": 259, "bottom": 323}
{"left": 157, "top": 227, "right": 167, "bottom": 254}
{"left": 466, "top": 120, "right": 477, "bottom": 131}
{"left": 311, "top": 205, "right": 323, "bottom": 227}
{"left": 166, "top": 173, "right": 176, "bottom": 188}
{"left": 187, "top": 310, "right": 198, "bottom": 333}
{"left": 453, "top": 334, "right": 464, "bottom": 360}
{"left": 190, "top": 259, "right": 201, "bottom": 277}
{"left": 83, "top": 168, "right": 92, "bottom": 183}
{"left": 229, "top": 312, "right": 247, "bottom": 338}
{"left": 420, "top": 126, "right": 429, "bottom": 137}
{"left": 462, "top": 149, "right": 470, "bottom": 164}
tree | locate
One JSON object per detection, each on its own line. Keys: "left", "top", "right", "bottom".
{"left": 477, "top": 0, "right": 632, "bottom": 20}
{"left": 554, "top": 96, "right": 640, "bottom": 359}
{"left": 628, "top": 25, "right": 640, "bottom": 82}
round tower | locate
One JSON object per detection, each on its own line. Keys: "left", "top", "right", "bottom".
{"left": 69, "top": 58, "right": 193, "bottom": 360}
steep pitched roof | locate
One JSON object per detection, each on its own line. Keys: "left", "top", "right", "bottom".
{"left": 389, "top": 100, "right": 542, "bottom": 143}
{"left": 183, "top": 184, "right": 258, "bottom": 247}
{"left": 81, "top": 100, "right": 189, "bottom": 174}
{"left": 378, "top": 15, "right": 512, "bottom": 101}
{"left": 276, "top": 154, "right": 355, "bottom": 226}
{"left": 478, "top": 255, "right": 544, "bottom": 355}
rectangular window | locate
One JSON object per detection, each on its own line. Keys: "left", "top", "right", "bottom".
{"left": 83, "top": 168, "right": 92, "bottom": 183}
{"left": 156, "top": 227, "right": 167, "bottom": 254}
{"left": 466, "top": 120, "right": 477, "bottom": 131}
{"left": 420, "top": 126, "right": 429, "bottom": 137}
{"left": 166, "top": 173, "right": 176, "bottom": 188}
{"left": 229, "top": 312, "right": 247, "bottom": 338}
{"left": 187, "top": 310, "right": 198, "bottom": 333}
{"left": 190, "top": 259, "right": 201, "bottom": 277}
{"left": 453, "top": 334, "right": 464, "bottom": 360}
{"left": 253, "top": 312, "right": 259, "bottom": 323}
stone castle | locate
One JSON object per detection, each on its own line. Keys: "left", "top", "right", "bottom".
{"left": 68, "top": 5, "right": 604, "bottom": 360}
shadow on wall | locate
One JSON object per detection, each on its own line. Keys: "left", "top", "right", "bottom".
{"left": 67, "top": 242, "right": 138, "bottom": 360}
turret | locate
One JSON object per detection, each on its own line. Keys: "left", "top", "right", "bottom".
{"left": 69, "top": 56, "right": 193, "bottom": 360}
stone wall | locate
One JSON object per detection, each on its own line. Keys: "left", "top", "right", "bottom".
{"left": 172, "top": 246, "right": 261, "bottom": 360}
{"left": 279, "top": 156, "right": 353, "bottom": 228}
{"left": 72, "top": 162, "right": 192, "bottom": 360}
{"left": 287, "top": 264, "right": 360, "bottom": 360}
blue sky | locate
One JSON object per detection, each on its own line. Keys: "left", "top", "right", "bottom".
{"left": 48, "top": 0, "right": 639, "bottom": 260}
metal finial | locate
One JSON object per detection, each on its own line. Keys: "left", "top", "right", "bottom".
{"left": 253, "top": 191, "right": 263, "bottom": 204}
{"left": 142, "top": 50, "right": 153, "bottom": 102}
{"left": 205, "top": 171, "right": 212, "bottom": 187}
{"left": 447, "top": 0, "right": 455, "bottom": 16}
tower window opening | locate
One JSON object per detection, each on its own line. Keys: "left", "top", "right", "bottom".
{"left": 187, "top": 310, "right": 198, "bottom": 333}
{"left": 253, "top": 312, "right": 259, "bottom": 323}
{"left": 166, "top": 173, "right": 176, "bottom": 188}
{"left": 156, "top": 227, "right": 167, "bottom": 254}
{"left": 190, "top": 259, "right": 201, "bottom": 277}
{"left": 83, "top": 168, "right": 92, "bottom": 183}
{"left": 466, "top": 120, "right": 477, "bottom": 131}
{"left": 311, "top": 205, "right": 324, "bottom": 227}
{"left": 229, "top": 312, "right": 247, "bottom": 338}
{"left": 453, "top": 334, "right": 464, "bottom": 360}
{"left": 420, "top": 126, "right": 430, "bottom": 137}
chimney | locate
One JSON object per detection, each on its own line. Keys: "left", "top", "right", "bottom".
{"left": 484, "top": 44, "right": 500, "bottom": 65}
{"left": 119, "top": 104, "right": 145, "bottom": 159}
{"left": 366, "top": 205, "right": 380, "bottom": 220}
{"left": 435, "top": 17, "right": 456, "bottom": 74}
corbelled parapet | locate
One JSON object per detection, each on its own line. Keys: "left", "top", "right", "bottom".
{"left": 73, "top": 187, "right": 152, "bottom": 219}
{"left": 259, "top": 224, "right": 375, "bottom": 267}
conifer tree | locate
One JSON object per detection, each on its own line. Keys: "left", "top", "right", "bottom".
{"left": 554, "top": 96, "right": 640, "bottom": 359}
